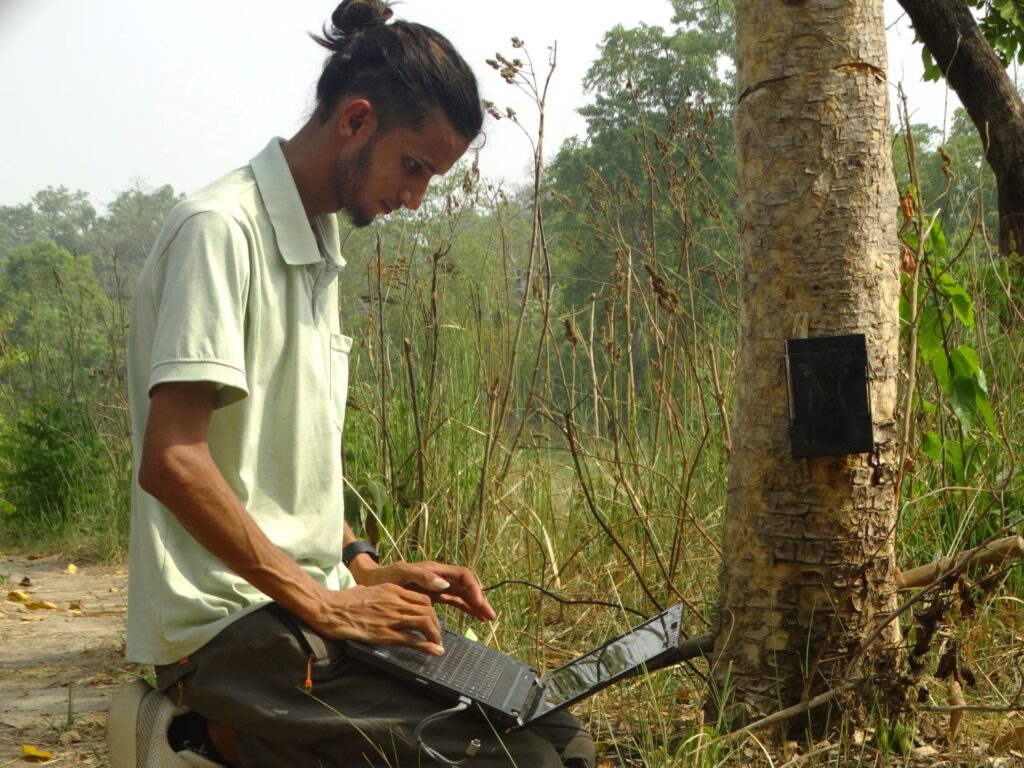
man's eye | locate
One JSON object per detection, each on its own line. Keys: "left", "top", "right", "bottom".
{"left": 406, "top": 158, "right": 421, "bottom": 174}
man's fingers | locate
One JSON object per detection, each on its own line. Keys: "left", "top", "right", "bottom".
{"left": 385, "top": 632, "right": 445, "bottom": 656}
{"left": 396, "top": 563, "right": 452, "bottom": 593}
{"left": 436, "top": 570, "right": 495, "bottom": 621}
{"left": 434, "top": 593, "right": 473, "bottom": 615}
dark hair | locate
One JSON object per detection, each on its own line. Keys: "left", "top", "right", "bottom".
{"left": 312, "top": 0, "right": 483, "bottom": 142}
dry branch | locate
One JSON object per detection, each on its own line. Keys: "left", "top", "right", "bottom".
{"left": 897, "top": 535, "right": 1024, "bottom": 590}
{"left": 677, "top": 633, "right": 715, "bottom": 659}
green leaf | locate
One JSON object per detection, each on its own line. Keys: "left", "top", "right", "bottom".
{"left": 947, "top": 347, "right": 994, "bottom": 432}
{"left": 936, "top": 273, "right": 975, "bottom": 329}
{"left": 930, "top": 349, "right": 951, "bottom": 389}
{"left": 922, "top": 48, "right": 942, "bottom": 82}
{"left": 998, "top": 0, "right": 1019, "bottom": 23}
{"left": 917, "top": 304, "right": 945, "bottom": 363}
{"left": 922, "top": 430, "right": 942, "bottom": 461}
{"left": 902, "top": 229, "right": 920, "bottom": 253}
{"left": 976, "top": 392, "right": 997, "bottom": 434}
{"left": 928, "top": 223, "right": 949, "bottom": 260}
{"left": 950, "top": 293, "right": 975, "bottom": 329}
{"left": 950, "top": 345, "right": 981, "bottom": 381}
{"left": 948, "top": 377, "right": 973, "bottom": 423}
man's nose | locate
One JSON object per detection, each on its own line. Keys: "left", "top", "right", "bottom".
{"left": 399, "top": 184, "right": 426, "bottom": 211}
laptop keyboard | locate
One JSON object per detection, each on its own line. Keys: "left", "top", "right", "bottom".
{"left": 386, "top": 631, "right": 509, "bottom": 699}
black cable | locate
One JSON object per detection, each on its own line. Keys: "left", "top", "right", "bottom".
{"left": 414, "top": 697, "right": 481, "bottom": 766}
{"left": 482, "top": 579, "right": 647, "bottom": 619}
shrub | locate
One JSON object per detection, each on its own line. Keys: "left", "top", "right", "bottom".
{"left": 0, "top": 396, "right": 109, "bottom": 527}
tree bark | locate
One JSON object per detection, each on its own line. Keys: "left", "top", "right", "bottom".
{"left": 709, "top": 0, "right": 902, "bottom": 733}
{"left": 897, "top": 0, "right": 1024, "bottom": 257}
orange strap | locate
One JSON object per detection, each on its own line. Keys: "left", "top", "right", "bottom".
{"left": 304, "top": 652, "right": 315, "bottom": 692}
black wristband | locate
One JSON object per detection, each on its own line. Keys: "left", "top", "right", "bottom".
{"left": 342, "top": 540, "right": 380, "bottom": 568}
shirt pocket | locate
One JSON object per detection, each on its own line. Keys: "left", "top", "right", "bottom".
{"left": 330, "top": 333, "right": 353, "bottom": 432}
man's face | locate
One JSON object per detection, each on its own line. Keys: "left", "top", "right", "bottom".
{"left": 333, "top": 111, "right": 469, "bottom": 228}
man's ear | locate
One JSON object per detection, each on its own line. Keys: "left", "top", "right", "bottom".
{"left": 337, "top": 98, "right": 376, "bottom": 139}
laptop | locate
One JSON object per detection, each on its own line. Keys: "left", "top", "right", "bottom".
{"left": 346, "top": 603, "right": 685, "bottom": 730}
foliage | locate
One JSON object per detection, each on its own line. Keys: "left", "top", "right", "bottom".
{"left": 0, "top": 240, "right": 115, "bottom": 404}
{"left": 0, "top": 183, "right": 182, "bottom": 300}
{"left": 0, "top": 191, "right": 152, "bottom": 556}
{"left": 895, "top": 121, "right": 1022, "bottom": 593}
{"left": 900, "top": 204, "right": 995, "bottom": 481}
{"left": 87, "top": 183, "right": 183, "bottom": 297}
{"left": 892, "top": 110, "right": 999, "bottom": 243}
{"left": 546, "top": 0, "right": 737, "bottom": 314}
{"left": 921, "top": 0, "right": 1024, "bottom": 79}
{"left": 0, "top": 396, "right": 110, "bottom": 524}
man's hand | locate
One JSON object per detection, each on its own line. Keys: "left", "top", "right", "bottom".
{"left": 314, "top": 582, "right": 448, "bottom": 656}
{"left": 351, "top": 560, "right": 496, "bottom": 623}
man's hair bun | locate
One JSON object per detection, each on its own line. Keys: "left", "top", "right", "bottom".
{"left": 329, "top": 0, "right": 393, "bottom": 38}
{"left": 311, "top": 0, "right": 483, "bottom": 143}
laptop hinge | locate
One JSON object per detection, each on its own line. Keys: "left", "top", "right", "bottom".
{"left": 519, "top": 678, "right": 548, "bottom": 725}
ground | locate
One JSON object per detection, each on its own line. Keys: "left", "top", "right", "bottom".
{"left": 1, "top": 553, "right": 137, "bottom": 767}
{"left": 1, "top": 555, "right": 1021, "bottom": 767}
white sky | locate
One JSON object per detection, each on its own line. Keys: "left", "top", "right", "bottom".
{"left": 0, "top": 0, "right": 963, "bottom": 208}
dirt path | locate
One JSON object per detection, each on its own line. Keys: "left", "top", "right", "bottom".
{"left": 1, "top": 554, "right": 138, "bottom": 767}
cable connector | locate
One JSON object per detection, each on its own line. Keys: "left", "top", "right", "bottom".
{"left": 414, "top": 697, "right": 479, "bottom": 766}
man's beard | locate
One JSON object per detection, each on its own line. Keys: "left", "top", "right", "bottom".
{"left": 334, "top": 139, "right": 376, "bottom": 228}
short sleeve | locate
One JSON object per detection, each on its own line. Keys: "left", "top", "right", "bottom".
{"left": 147, "top": 211, "right": 251, "bottom": 407}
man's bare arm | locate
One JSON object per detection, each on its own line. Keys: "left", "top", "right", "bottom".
{"left": 139, "top": 381, "right": 445, "bottom": 654}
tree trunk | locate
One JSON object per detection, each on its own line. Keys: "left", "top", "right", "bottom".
{"left": 708, "top": 0, "right": 902, "bottom": 733}
{"left": 897, "top": 0, "right": 1024, "bottom": 257}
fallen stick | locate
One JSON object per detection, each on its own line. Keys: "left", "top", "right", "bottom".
{"left": 897, "top": 535, "right": 1024, "bottom": 590}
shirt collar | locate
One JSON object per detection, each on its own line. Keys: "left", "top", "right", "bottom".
{"left": 250, "top": 137, "right": 344, "bottom": 268}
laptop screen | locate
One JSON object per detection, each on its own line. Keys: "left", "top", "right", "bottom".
{"left": 532, "top": 604, "right": 682, "bottom": 718}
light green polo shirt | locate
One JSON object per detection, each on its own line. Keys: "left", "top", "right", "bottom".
{"left": 126, "top": 138, "right": 357, "bottom": 666}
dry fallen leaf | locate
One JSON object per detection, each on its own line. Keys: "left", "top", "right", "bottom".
{"left": 21, "top": 743, "right": 53, "bottom": 760}
{"left": 69, "top": 600, "right": 82, "bottom": 610}
{"left": 12, "top": 593, "right": 59, "bottom": 611}
{"left": 58, "top": 729, "right": 81, "bottom": 745}
{"left": 65, "top": 563, "right": 78, "bottom": 574}
{"left": 992, "top": 725, "right": 1024, "bottom": 753}
{"left": 947, "top": 679, "right": 966, "bottom": 744}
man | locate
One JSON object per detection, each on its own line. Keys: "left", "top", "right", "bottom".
{"left": 106, "top": 2, "right": 595, "bottom": 766}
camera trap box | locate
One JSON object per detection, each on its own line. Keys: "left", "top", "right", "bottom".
{"left": 785, "top": 333, "right": 874, "bottom": 458}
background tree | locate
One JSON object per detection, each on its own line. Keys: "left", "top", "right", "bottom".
{"left": 0, "top": 186, "right": 95, "bottom": 260}
{"left": 88, "top": 183, "right": 183, "bottom": 297}
{"left": 897, "top": 0, "right": 1024, "bottom": 258}
{"left": 546, "top": 0, "right": 736, "bottom": 314}
{"left": 892, "top": 111, "right": 1000, "bottom": 245}
{"left": 709, "top": 0, "right": 902, "bottom": 730}
{"left": 0, "top": 240, "right": 112, "bottom": 403}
